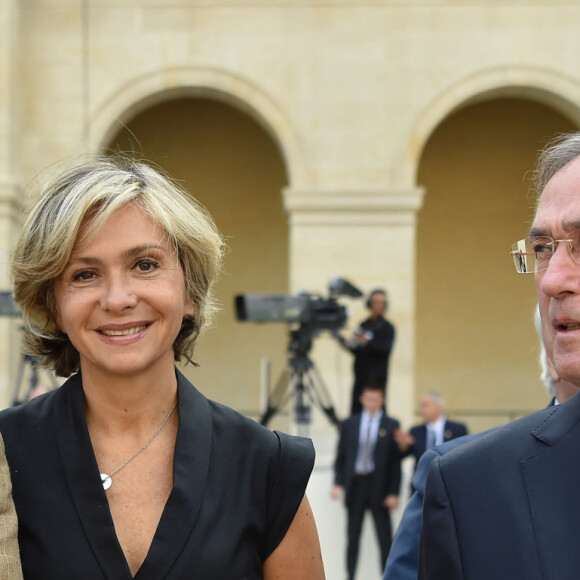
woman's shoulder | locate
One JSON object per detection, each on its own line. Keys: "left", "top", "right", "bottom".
{"left": 207, "top": 398, "right": 314, "bottom": 459}
{"left": 177, "top": 370, "right": 315, "bottom": 467}
{"left": 0, "top": 375, "right": 78, "bottom": 437}
{"left": 0, "top": 386, "right": 59, "bottom": 424}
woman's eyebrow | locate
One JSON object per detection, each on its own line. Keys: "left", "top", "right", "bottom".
{"left": 122, "top": 243, "right": 169, "bottom": 258}
{"left": 66, "top": 243, "right": 171, "bottom": 266}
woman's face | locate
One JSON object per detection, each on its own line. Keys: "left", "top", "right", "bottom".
{"left": 53, "top": 204, "right": 194, "bottom": 380}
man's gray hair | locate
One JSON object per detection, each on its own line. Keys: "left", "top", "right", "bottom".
{"left": 534, "top": 132, "right": 580, "bottom": 199}
{"left": 425, "top": 390, "right": 445, "bottom": 408}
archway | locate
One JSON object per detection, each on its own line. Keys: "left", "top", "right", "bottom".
{"left": 106, "top": 97, "right": 290, "bottom": 414}
{"left": 416, "top": 97, "right": 576, "bottom": 432}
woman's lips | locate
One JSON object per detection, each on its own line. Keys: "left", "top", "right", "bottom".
{"left": 99, "top": 324, "right": 149, "bottom": 336}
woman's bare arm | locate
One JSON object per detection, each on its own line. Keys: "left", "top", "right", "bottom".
{"left": 262, "top": 495, "right": 325, "bottom": 580}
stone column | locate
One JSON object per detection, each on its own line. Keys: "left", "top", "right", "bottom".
{"left": 283, "top": 186, "right": 425, "bottom": 464}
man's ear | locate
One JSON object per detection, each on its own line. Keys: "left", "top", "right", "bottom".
{"left": 547, "top": 354, "right": 561, "bottom": 383}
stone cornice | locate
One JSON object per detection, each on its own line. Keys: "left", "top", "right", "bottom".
{"left": 283, "top": 186, "right": 425, "bottom": 226}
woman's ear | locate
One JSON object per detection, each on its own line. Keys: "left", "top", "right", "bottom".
{"left": 184, "top": 297, "right": 195, "bottom": 318}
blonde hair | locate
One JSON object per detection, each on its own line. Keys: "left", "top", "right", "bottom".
{"left": 11, "top": 156, "right": 224, "bottom": 376}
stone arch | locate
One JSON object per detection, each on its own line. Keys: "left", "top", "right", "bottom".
{"left": 412, "top": 83, "right": 577, "bottom": 430}
{"left": 89, "top": 66, "right": 308, "bottom": 187}
{"left": 401, "top": 66, "right": 580, "bottom": 188}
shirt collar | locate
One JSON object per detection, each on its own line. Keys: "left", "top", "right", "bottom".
{"left": 427, "top": 415, "right": 446, "bottom": 430}
{"left": 362, "top": 409, "right": 384, "bottom": 421}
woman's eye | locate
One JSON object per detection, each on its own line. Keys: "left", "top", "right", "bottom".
{"left": 72, "top": 270, "right": 95, "bottom": 282}
{"left": 135, "top": 259, "right": 159, "bottom": 272}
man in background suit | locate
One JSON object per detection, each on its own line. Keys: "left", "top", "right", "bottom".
{"left": 395, "top": 391, "right": 467, "bottom": 474}
{"left": 0, "top": 434, "right": 22, "bottom": 579}
{"left": 331, "top": 382, "right": 401, "bottom": 580}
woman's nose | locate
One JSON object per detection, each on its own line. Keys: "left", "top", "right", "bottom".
{"left": 100, "top": 274, "right": 138, "bottom": 312}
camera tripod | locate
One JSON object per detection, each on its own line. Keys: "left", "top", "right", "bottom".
{"left": 260, "top": 327, "right": 341, "bottom": 430}
{"left": 12, "top": 352, "right": 58, "bottom": 406}
{"left": 0, "top": 295, "right": 59, "bottom": 405}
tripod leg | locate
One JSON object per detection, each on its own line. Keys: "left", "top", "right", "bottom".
{"left": 260, "top": 368, "right": 292, "bottom": 426}
{"left": 292, "top": 370, "right": 312, "bottom": 425}
{"left": 304, "top": 363, "right": 341, "bottom": 429}
{"left": 11, "top": 354, "right": 27, "bottom": 406}
{"left": 12, "top": 354, "right": 42, "bottom": 406}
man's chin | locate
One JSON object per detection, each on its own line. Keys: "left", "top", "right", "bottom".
{"left": 552, "top": 355, "right": 580, "bottom": 387}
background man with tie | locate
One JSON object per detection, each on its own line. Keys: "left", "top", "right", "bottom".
{"left": 395, "top": 391, "right": 468, "bottom": 474}
{"left": 331, "top": 381, "right": 402, "bottom": 580}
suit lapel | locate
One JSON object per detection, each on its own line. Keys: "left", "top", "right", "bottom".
{"left": 443, "top": 420, "right": 451, "bottom": 442}
{"left": 347, "top": 415, "right": 362, "bottom": 476}
{"left": 374, "top": 416, "right": 391, "bottom": 456}
{"left": 521, "top": 393, "right": 580, "bottom": 580}
{"left": 416, "top": 425, "right": 427, "bottom": 456}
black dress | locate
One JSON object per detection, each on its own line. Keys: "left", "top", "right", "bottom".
{"left": 0, "top": 370, "right": 314, "bottom": 579}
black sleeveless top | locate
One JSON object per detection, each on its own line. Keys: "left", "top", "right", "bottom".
{"left": 0, "top": 370, "right": 314, "bottom": 579}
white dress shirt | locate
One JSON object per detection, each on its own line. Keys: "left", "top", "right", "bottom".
{"left": 426, "top": 415, "right": 447, "bottom": 449}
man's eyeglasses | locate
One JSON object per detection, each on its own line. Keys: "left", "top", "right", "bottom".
{"left": 510, "top": 236, "right": 580, "bottom": 273}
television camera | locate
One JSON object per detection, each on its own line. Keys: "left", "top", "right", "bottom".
{"left": 235, "top": 277, "right": 362, "bottom": 429}
{"left": 0, "top": 291, "right": 58, "bottom": 405}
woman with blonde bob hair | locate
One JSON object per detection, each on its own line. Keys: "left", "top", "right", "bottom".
{"left": 13, "top": 157, "right": 221, "bottom": 376}
{"left": 1, "top": 156, "right": 325, "bottom": 580}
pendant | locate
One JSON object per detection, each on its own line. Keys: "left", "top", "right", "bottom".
{"left": 101, "top": 473, "right": 112, "bottom": 490}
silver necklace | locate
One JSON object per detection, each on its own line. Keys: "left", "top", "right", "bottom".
{"left": 100, "top": 400, "right": 178, "bottom": 491}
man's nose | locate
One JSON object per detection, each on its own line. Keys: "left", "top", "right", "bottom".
{"left": 537, "top": 243, "right": 580, "bottom": 297}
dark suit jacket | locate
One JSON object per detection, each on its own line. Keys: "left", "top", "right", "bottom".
{"left": 384, "top": 433, "right": 481, "bottom": 580}
{"left": 407, "top": 420, "right": 468, "bottom": 467}
{"left": 419, "top": 392, "right": 580, "bottom": 580}
{"left": 351, "top": 316, "right": 396, "bottom": 387}
{"left": 334, "top": 413, "right": 401, "bottom": 508}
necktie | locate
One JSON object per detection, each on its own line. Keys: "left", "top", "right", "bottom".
{"left": 427, "top": 427, "right": 436, "bottom": 450}
{"left": 361, "top": 418, "right": 373, "bottom": 473}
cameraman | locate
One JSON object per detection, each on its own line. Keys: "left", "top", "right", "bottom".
{"left": 341, "top": 289, "right": 396, "bottom": 414}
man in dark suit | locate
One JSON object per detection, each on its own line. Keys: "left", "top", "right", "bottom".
{"left": 419, "top": 132, "right": 580, "bottom": 579}
{"left": 331, "top": 382, "right": 401, "bottom": 580}
{"left": 384, "top": 433, "right": 480, "bottom": 580}
{"left": 395, "top": 391, "right": 467, "bottom": 473}
{"left": 384, "top": 340, "right": 579, "bottom": 580}
{"left": 341, "top": 289, "right": 396, "bottom": 414}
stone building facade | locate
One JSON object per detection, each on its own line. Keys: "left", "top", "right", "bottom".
{"left": 3, "top": 3, "right": 580, "bottom": 574}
